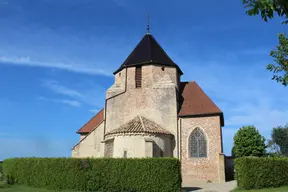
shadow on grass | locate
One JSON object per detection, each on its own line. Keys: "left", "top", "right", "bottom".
{"left": 182, "top": 187, "right": 202, "bottom": 191}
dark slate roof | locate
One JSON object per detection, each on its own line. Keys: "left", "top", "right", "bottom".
{"left": 178, "top": 81, "right": 224, "bottom": 126}
{"left": 105, "top": 116, "right": 172, "bottom": 136}
{"left": 113, "top": 34, "right": 183, "bottom": 75}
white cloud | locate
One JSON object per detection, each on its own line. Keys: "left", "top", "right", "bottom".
{"left": 36, "top": 96, "right": 82, "bottom": 108}
{"left": 43, "top": 80, "right": 83, "bottom": 98}
{"left": 0, "top": 56, "right": 112, "bottom": 76}
{"left": 58, "top": 100, "right": 82, "bottom": 107}
{"left": 41, "top": 80, "right": 105, "bottom": 109}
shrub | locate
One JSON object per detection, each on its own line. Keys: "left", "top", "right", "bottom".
{"left": 232, "top": 125, "right": 266, "bottom": 158}
{"left": 0, "top": 161, "right": 3, "bottom": 181}
{"left": 235, "top": 157, "right": 288, "bottom": 189}
{"left": 2, "top": 157, "right": 181, "bottom": 192}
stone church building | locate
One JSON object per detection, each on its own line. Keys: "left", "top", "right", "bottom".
{"left": 72, "top": 32, "right": 225, "bottom": 183}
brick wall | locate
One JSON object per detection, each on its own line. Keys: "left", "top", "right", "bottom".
{"left": 105, "top": 65, "right": 180, "bottom": 157}
{"left": 180, "top": 115, "right": 224, "bottom": 183}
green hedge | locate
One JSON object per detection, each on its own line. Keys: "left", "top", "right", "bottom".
{"left": 2, "top": 157, "right": 181, "bottom": 192}
{"left": 0, "top": 162, "right": 3, "bottom": 181}
{"left": 235, "top": 157, "right": 288, "bottom": 189}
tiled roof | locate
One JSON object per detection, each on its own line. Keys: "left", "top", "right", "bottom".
{"left": 113, "top": 34, "right": 183, "bottom": 75}
{"left": 178, "top": 81, "right": 224, "bottom": 126}
{"left": 105, "top": 116, "right": 172, "bottom": 136}
{"left": 76, "top": 81, "right": 224, "bottom": 135}
{"left": 77, "top": 109, "right": 104, "bottom": 134}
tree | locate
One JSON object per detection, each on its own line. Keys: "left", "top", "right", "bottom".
{"left": 267, "top": 123, "right": 288, "bottom": 156}
{"left": 267, "top": 34, "right": 288, "bottom": 86}
{"left": 232, "top": 125, "right": 266, "bottom": 158}
{"left": 242, "top": 0, "right": 288, "bottom": 86}
{"left": 243, "top": 0, "right": 288, "bottom": 23}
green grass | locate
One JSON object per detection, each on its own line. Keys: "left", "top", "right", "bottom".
{"left": 0, "top": 182, "right": 79, "bottom": 192}
{"left": 233, "top": 186, "right": 288, "bottom": 192}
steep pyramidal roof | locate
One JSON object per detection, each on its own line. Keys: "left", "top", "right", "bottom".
{"left": 113, "top": 34, "right": 183, "bottom": 75}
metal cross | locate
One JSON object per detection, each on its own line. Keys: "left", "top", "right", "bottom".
{"left": 146, "top": 15, "right": 150, "bottom": 34}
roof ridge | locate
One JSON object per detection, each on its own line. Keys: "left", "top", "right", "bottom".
{"left": 147, "top": 34, "right": 152, "bottom": 62}
{"left": 139, "top": 115, "right": 146, "bottom": 131}
{"left": 77, "top": 108, "right": 104, "bottom": 134}
{"left": 105, "top": 116, "right": 172, "bottom": 136}
{"left": 72, "top": 119, "right": 104, "bottom": 150}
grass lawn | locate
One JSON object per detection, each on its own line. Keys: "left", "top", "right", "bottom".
{"left": 233, "top": 186, "right": 288, "bottom": 192}
{"left": 0, "top": 182, "right": 79, "bottom": 192}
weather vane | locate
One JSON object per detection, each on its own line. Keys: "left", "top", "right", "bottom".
{"left": 146, "top": 15, "right": 150, "bottom": 34}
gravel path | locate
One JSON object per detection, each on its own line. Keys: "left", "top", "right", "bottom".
{"left": 182, "top": 180, "right": 237, "bottom": 192}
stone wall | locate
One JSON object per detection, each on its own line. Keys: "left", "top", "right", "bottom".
{"left": 72, "top": 122, "right": 104, "bottom": 158}
{"left": 105, "top": 65, "right": 180, "bottom": 157}
{"left": 180, "top": 115, "right": 224, "bottom": 183}
{"left": 104, "top": 134, "right": 173, "bottom": 158}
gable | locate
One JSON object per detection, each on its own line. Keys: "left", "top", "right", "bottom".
{"left": 77, "top": 108, "right": 104, "bottom": 134}
{"left": 178, "top": 81, "right": 224, "bottom": 126}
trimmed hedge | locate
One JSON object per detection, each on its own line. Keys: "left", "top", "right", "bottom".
{"left": 235, "top": 157, "right": 288, "bottom": 189}
{"left": 2, "top": 157, "right": 181, "bottom": 192}
{"left": 0, "top": 161, "right": 3, "bottom": 181}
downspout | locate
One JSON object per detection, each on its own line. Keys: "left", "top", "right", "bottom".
{"left": 179, "top": 118, "right": 182, "bottom": 162}
{"left": 103, "top": 67, "right": 128, "bottom": 140}
{"left": 176, "top": 117, "right": 179, "bottom": 158}
{"left": 176, "top": 87, "right": 180, "bottom": 159}
{"left": 176, "top": 75, "right": 181, "bottom": 159}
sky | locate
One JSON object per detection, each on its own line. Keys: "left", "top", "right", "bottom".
{"left": 0, "top": 0, "right": 287, "bottom": 160}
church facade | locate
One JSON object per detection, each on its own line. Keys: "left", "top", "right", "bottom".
{"left": 72, "top": 33, "right": 226, "bottom": 183}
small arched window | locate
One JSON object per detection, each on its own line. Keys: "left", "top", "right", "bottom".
{"left": 189, "top": 128, "right": 207, "bottom": 158}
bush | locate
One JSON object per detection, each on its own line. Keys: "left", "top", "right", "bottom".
{"left": 0, "top": 161, "right": 3, "bottom": 181}
{"left": 2, "top": 157, "right": 181, "bottom": 192}
{"left": 235, "top": 157, "right": 288, "bottom": 189}
{"left": 232, "top": 125, "right": 266, "bottom": 158}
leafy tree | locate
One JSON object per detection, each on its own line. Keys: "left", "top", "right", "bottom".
{"left": 242, "top": 0, "right": 288, "bottom": 86}
{"left": 267, "top": 34, "right": 288, "bottom": 86}
{"left": 243, "top": 0, "right": 288, "bottom": 23}
{"left": 232, "top": 125, "right": 266, "bottom": 158}
{"left": 267, "top": 123, "right": 288, "bottom": 156}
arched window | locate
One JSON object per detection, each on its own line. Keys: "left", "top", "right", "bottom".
{"left": 189, "top": 128, "right": 207, "bottom": 158}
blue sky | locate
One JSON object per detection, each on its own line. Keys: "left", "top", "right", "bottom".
{"left": 0, "top": 0, "right": 287, "bottom": 160}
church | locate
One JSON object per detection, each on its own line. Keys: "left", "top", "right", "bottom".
{"left": 72, "top": 31, "right": 226, "bottom": 183}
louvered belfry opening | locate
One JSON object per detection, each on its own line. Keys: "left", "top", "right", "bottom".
{"left": 135, "top": 66, "right": 142, "bottom": 88}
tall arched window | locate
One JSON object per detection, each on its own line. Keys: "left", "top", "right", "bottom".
{"left": 189, "top": 128, "right": 207, "bottom": 158}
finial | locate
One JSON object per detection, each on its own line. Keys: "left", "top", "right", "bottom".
{"left": 146, "top": 15, "right": 150, "bottom": 34}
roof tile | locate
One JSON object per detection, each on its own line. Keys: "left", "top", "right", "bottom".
{"left": 105, "top": 116, "right": 172, "bottom": 136}
{"left": 77, "top": 109, "right": 104, "bottom": 134}
{"left": 178, "top": 81, "right": 224, "bottom": 125}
